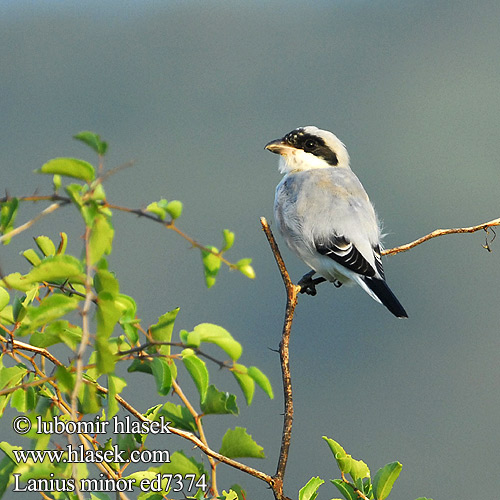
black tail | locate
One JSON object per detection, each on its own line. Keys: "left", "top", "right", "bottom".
{"left": 362, "top": 277, "right": 408, "bottom": 318}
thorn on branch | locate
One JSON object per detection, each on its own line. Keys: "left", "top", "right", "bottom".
{"left": 482, "top": 227, "right": 496, "bottom": 252}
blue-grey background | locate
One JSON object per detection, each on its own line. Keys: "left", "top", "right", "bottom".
{"left": 1, "top": 1, "right": 500, "bottom": 499}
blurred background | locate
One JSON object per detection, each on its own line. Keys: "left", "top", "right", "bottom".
{"left": 1, "top": 0, "right": 500, "bottom": 498}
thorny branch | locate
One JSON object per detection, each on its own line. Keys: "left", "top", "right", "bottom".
{"left": 117, "top": 340, "right": 230, "bottom": 370}
{"left": 0, "top": 334, "right": 273, "bottom": 491}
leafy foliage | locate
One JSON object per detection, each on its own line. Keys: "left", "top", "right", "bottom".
{"left": 0, "top": 132, "right": 265, "bottom": 499}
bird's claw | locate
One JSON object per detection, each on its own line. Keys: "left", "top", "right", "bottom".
{"left": 300, "top": 283, "right": 318, "bottom": 296}
{"left": 298, "top": 271, "right": 326, "bottom": 296}
{"left": 298, "top": 271, "right": 317, "bottom": 295}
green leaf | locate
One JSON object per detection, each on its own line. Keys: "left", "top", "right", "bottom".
{"left": 0, "top": 198, "right": 19, "bottom": 244}
{"left": 0, "top": 443, "right": 19, "bottom": 497}
{"left": 219, "top": 427, "right": 265, "bottom": 458}
{"left": 323, "top": 436, "right": 370, "bottom": 481}
{"left": 34, "top": 235, "right": 56, "bottom": 257}
{"left": 53, "top": 174, "right": 62, "bottom": 191}
{"left": 248, "top": 366, "right": 274, "bottom": 399}
{"left": 25, "top": 294, "right": 80, "bottom": 331}
{"left": 236, "top": 257, "right": 255, "bottom": 279}
{"left": 96, "top": 292, "right": 122, "bottom": 338}
{"left": 11, "top": 385, "right": 37, "bottom": 412}
{"left": 221, "top": 229, "right": 235, "bottom": 252}
{"left": 145, "top": 200, "right": 167, "bottom": 220}
{"left": 299, "top": 477, "right": 325, "bottom": 500}
{"left": 89, "top": 214, "right": 114, "bottom": 265}
{"left": 24, "top": 254, "right": 85, "bottom": 284}
{"left": 160, "top": 402, "right": 197, "bottom": 432}
{"left": 0, "top": 272, "right": 33, "bottom": 292}
{"left": 107, "top": 374, "right": 127, "bottom": 419}
{"left": 22, "top": 248, "right": 42, "bottom": 266}
{"left": 151, "top": 357, "right": 172, "bottom": 396}
{"left": 65, "top": 183, "right": 84, "bottom": 207}
{"left": 94, "top": 269, "right": 120, "bottom": 295}
{"left": 150, "top": 308, "right": 179, "bottom": 356}
{"left": 330, "top": 479, "right": 357, "bottom": 500}
{"left": 221, "top": 490, "right": 239, "bottom": 500}
{"left": 180, "top": 323, "right": 242, "bottom": 361}
{"left": 57, "top": 232, "right": 68, "bottom": 254}
{"left": 182, "top": 349, "right": 209, "bottom": 402}
{"left": 200, "top": 385, "right": 238, "bottom": 415}
{"left": 55, "top": 365, "right": 75, "bottom": 393}
{"left": 127, "top": 358, "right": 153, "bottom": 375}
{"left": 95, "top": 338, "right": 116, "bottom": 376}
{"left": 226, "top": 485, "right": 246, "bottom": 500}
{"left": 37, "top": 157, "right": 96, "bottom": 182}
{"left": 0, "top": 288, "right": 9, "bottom": 312}
{"left": 13, "top": 295, "right": 27, "bottom": 323}
{"left": 125, "top": 471, "right": 160, "bottom": 490}
{"left": 74, "top": 131, "right": 108, "bottom": 156}
{"left": 155, "top": 450, "right": 207, "bottom": 482}
{"left": 373, "top": 462, "right": 402, "bottom": 500}
{"left": 231, "top": 364, "right": 254, "bottom": 405}
{"left": 0, "top": 305, "right": 14, "bottom": 325}
{"left": 201, "top": 246, "right": 221, "bottom": 288}
{"left": 31, "top": 320, "right": 82, "bottom": 350}
{"left": 0, "top": 362, "right": 28, "bottom": 417}
{"left": 79, "top": 382, "right": 101, "bottom": 413}
{"left": 165, "top": 200, "right": 183, "bottom": 219}
{"left": 96, "top": 292, "right": 122, "bottom": 374}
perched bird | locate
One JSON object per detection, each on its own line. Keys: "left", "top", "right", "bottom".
{"left": 265, "top": 126, "right": 407, "bottom": 318}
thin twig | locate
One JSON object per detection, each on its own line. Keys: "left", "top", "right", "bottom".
{"left": 171, "top": 379, "right": 219, "bottom": 497}
{"left": 97, "top": 160, "right": 136, "bottom": 184}
{"left": 260, "top": 217, "right": 297, "bottom": 500}
{"left": 105, "top": 203, "right": 237, "bottom": 269}
{"left": 0, "top": 201, "right": 65, "bottom": 244}
{"left": 117, "top": 340, "right": 229, "bottom": 369}
{"left": 93, "top": 382, "right": 273, "bottom": 486}
{"left": 383, "top": 217, "right": 500, "bottom": 256}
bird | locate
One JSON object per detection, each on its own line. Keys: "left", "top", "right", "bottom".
{"left": 265, "top": 126, "right": 408, "bottom": 318}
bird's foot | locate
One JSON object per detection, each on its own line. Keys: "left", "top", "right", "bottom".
{"left": 333, "top": 280, "right": 343, "bottom": 288}
{"left": 298, "top": 271, "right": 327, "bottom": 296}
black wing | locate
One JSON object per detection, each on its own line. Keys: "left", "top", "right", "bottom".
{"left": 316, "top": 235, "right": 382, "bottom": 278}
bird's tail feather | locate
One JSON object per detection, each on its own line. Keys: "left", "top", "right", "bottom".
{"left": 361, "top": 276, "right": 408, "bottom": 318}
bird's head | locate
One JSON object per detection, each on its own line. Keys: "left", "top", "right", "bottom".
{"left": 265, "top": 126, "right": 350, "bottom": 174}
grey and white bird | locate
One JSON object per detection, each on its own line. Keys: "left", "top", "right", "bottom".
{"left": 265, "top": 126, "right": 407, "bottom": 318}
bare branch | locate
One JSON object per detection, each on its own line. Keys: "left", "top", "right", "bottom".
{"left": 383, "top": 217, "right": 500, "bottom": 256}
{"left": 260, "top": 217, "right": 298, "bottom": 500}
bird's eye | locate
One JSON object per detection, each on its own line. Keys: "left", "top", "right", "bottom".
{"left": 305, "top": 139, "right": 316, "bottom": 149}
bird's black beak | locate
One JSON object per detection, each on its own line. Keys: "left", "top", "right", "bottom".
{"left": 265, "top": 138, "right": 294, "bottom": 155}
